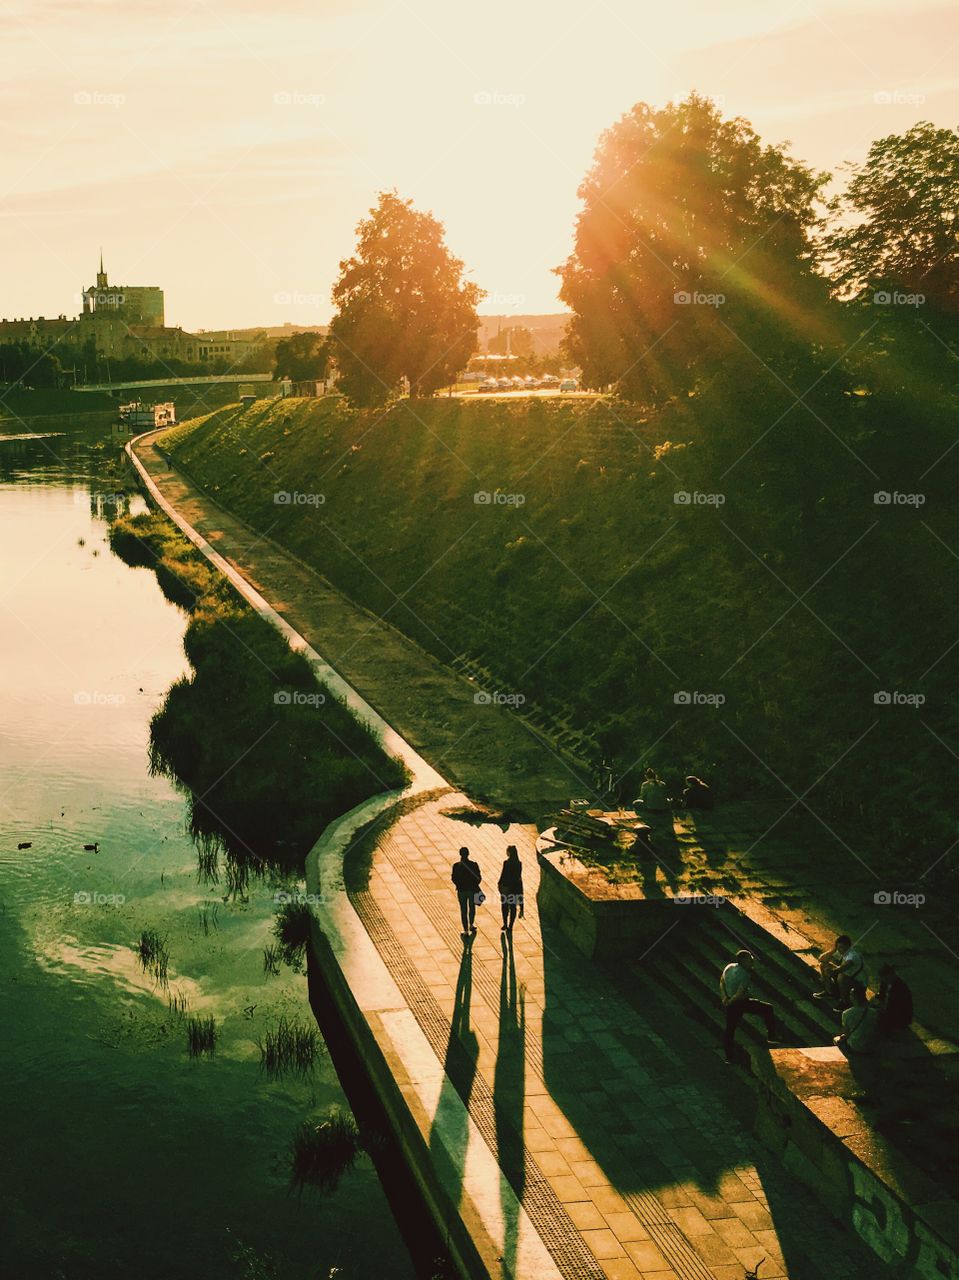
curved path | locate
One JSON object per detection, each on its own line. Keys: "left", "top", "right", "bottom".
{"left": 128, "top": 430, "right": 880, "bottom": 1280}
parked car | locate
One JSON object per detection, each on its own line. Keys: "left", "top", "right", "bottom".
{"left": 480, "top": 377, "right": 499, "bottom": 392}
{"left": 559, "top": 378, "right": 579, "bottom": 392}
{"left": 541, "top": 374, "right": 560, "bottom": 386}
{"left": 497, "top": 377, "right": 513, "bottom": 390}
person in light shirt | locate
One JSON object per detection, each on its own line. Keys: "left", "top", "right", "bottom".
{"left": 835, "top": 982, "right": 880, "bottom": 1054}
{"left": 720, "top": 949, "right": 780, "bottom": 1061}
{"left": 815, "top": 934, "right": 865, "bottom": 1007}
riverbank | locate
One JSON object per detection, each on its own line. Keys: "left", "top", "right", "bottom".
{"left": 0, "top": 427, "right": 416, "bottom": 1279}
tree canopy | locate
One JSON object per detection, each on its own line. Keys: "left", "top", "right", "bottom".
{"left": 557, "top": 93, "right": 828, "bottom": 402}
{"left": 825, "top": 121, "right": 959, "bottom": 315}
{"left": 327, "top": 191, "right": 483, "bottom": 407}
{"left": 273, "top": 330, "right": 329, "bottom": 383}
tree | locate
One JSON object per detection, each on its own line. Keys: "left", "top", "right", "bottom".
{"left": 488, "top": 325, "right": 533, "bottom": 357}
{"left": 557, "top": 93, "right": 828, "bottom": 403}
{"left": 273, "top": 331, "right": 329, "bottom": 383}
{"left": 328, "top": 191, "right": 483, "bottom": 406}
{"left": 825, "top": 122, "right": 959, "bottom": 313}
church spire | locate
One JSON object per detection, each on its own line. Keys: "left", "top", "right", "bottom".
{"left": 96, "top": 250, "right": 108, "bottom": 291}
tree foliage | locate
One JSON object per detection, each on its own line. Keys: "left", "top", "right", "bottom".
{"left": 328, "top": 191, "right": 483, "bottom": 407}
{"left": 273, "top": 330, "right": 329, "bottom": 383}
{"left": 825, "top": 121, "right": 959, "bottom": 313}
{"left": 557, "top": 93, "right": 828, "bottom": 402}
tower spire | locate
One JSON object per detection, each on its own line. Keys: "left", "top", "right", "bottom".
{"left": 96, "top": 250, "right": 107, "bottom": 291}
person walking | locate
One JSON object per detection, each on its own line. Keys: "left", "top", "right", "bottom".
{"left": 497, "top": 844, "right": 525, "bottom": 935}
{"left": 451, "top": 846, "right": 483, "bottom": 936}
{"left": 720, "top": 950, "right": 779, "bottom": 1061}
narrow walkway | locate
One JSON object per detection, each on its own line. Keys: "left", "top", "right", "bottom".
{"left": 131, "top": 432, "right": 881, "bottom": 1280}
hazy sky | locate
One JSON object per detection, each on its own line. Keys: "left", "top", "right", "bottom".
{"left": 1, "top": 0, "right": 957, "bottom": 330}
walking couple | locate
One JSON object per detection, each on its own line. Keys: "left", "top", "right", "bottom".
{"left": 451, "top": 845, "right": 525, "bottom": 937}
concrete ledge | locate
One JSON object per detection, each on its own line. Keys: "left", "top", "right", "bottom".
{"left": 756, "top": 1047, "right": 959, "bottom": 1278}
{"left": 535, "top": 844, "right": 697, "bottom": 959}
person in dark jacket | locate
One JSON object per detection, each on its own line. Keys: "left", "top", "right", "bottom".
{"left": 682, "top": 775, "right": 714, "bottom": 810}
{"left": 497, "top": 844, "right": 524, "bottom": 934}
{"left": 875, "top": 963, "right": 913, "bottom": 1033}
{"left": 451, "top": 846, "right": 482, "bottom": 935}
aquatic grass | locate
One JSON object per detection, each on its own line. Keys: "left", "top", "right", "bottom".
{"left": 167, "top": 988, "right": 189, "bottom": 1018}
{"left": 272, "top": 900, "right": 312, "bottom": 972}
{"left": 197, "top": 902, "right": 219, "bottom": 935}
{"left": 136, "top": 928, "right": 169, "bottom": 988}
{"left": 187, "top": 1014, "right": 217, "bottom": 1058}
{"left": 258, "top": 1016, "right": 322, "bottom": 1080}
{"left": 262, "top": 944, "right": 281, "bottom": 977}
{"left": 289, "top": 1109, "right": 362, "bottom": 1192}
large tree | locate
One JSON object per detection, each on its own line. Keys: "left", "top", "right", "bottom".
{"left": 328, "top": 191, "right": 483, "bottom": 407}
{"left": 558, "top": 93, "right": 828, "bottom": 403}
{"left": 273, "top": 330, "right": 329, "bottom": 383}
{"left": 825, "top": 121, "right": 959, "bottom": 314}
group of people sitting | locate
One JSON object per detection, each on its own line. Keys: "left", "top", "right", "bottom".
{"left": 636, "top": 767, "right": 714, "bottom": 813}
{"left": 719, "top": 936, "right": 914, "bottom": 1062}
{"left": 816, "top": 934, "right": 913, "bottom": 1055}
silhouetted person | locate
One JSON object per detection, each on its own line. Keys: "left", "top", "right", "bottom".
{"left": 875, "top": 963, "right": 913, "bottom": 1033}
{"left": 498, "top": 844, "right": 525, "bottom": 934}
{"left": 815, "top": 934, "right": 865, "bottom": 1006}
{"left": 451, "top": 846, "right": 482, "bottom": 936}
{"left": 682, "top": 775, "right": 714, "bottom": 810}
{"left": 638, "top": 767, "right": 669, "bottom": 812}
{"left": 720, "top": 949, "right": 779, "bottom": 1061}
{"left": 835, "top": 981, "right": 880, "bottom": 1055}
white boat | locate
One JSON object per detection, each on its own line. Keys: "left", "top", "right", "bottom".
{"left": 117, "top": 401, "right": 176, "bottom": 430}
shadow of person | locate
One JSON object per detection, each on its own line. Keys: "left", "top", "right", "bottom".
{"left": 495, "top": 934, "right": 526, "bottom": 1277}
{"left": 428, "top": 939, "right": 479, "bottom": 1215}
{"left": 631, "top": 824, "right": 682, "bottom": 898}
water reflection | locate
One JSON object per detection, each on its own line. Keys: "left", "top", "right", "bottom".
{"left": 0, "top": 420, "right": 416, "bottom": 1280}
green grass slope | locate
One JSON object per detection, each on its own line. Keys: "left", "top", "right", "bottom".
{"left": 161, "top": 389, "right": 959, "bottom": 888}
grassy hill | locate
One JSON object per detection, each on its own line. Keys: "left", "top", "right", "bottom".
{"left": 159, "top": 386, "right": 959, "bottom": 889}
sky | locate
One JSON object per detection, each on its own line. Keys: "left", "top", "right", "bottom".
{"left": 1, "top": 0, "right": 957, "bottom": 331}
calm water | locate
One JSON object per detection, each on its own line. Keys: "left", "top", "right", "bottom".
{"left": 0, "top": 423, "right": 415, "bottom": 1280}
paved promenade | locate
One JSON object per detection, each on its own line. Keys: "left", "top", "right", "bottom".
{"left": 342, "top": 789, "right": 879, "bottom": 1280}
{"left": 131, "top": 432, "right": 881, "bottom": 1280}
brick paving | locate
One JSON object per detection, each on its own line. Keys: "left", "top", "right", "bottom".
{"left": 348, "top": 790, "right": 880, "bottom": 1280}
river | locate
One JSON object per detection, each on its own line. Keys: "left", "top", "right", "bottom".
{"left": 0, "top": 421, "right": 416, "bottom": 1280}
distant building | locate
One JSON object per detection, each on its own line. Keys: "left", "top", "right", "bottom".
{"left": 0, "top": 254, "right": 264, "bottom": 374}
{"left": 82, "top": 253, "right": 165, "bottom": 327}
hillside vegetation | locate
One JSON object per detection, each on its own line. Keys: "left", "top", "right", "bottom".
{"left": 160, "top": 380, "right": 959, "bottom": 888}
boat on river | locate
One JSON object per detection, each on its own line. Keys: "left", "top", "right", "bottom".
{"left": 116, "top": 400, "right": 176, "bottom": 431}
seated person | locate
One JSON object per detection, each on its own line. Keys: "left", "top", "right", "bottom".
{"left": 815, "top": 934, "right": 866, "bottom": 1006}
{"left": 834, "top": 982, "right": 880, "bottom": 1054}
{"left": 875, "top": 963, "right": 913, "bottom": 1033}
{"left": 682, "top": 775, "right": 714, "bottom": 810}
{"left": 637, "top": 767, "right": 670, "bottom": 813}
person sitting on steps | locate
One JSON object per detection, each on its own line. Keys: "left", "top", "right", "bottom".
{"left": 814, "top": 934, "right": 865, "bottom": 1007}
{"left": 682, "top": 775, "right": 714, "bottom": 810}
{"left": 720, "top": 949, "right": 780, "bottom": 1061}
{"left": 874, "top": 962, "right": 913, "bottom": 1034}
{"left": 637, "top": 767, "right": 670, "bottom": 813}
{"left": 835, "top": 981, "right": 880, "bottom": 1055}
